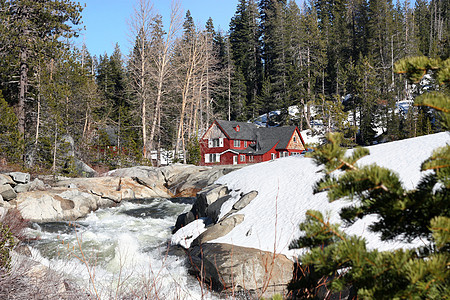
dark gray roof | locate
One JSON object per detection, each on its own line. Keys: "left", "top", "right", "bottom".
{"left": 216, "top": 120, "right": 258, "bottom": 140}
{"left": 258, "top": 126, "right": 297, "bottom": 150}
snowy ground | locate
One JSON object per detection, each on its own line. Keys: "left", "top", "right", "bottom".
{"left": 172, "top": 132, "right": 449, "bottom": 259}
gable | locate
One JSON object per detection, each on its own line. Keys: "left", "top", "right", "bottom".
{"left": 203, "top": 123, "right": 227, "bottom": 140}
{"left": 286, "top": 130, "right": 305, "bottom": 150}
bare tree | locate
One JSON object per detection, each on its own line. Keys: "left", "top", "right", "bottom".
{"left": 147, "top": 1, "right": 182, "bottom": 166}
{"left": 174, "top": 25, "right": 209, "bottom": 163}
{"left": 128, "top": 0, "right": 154, "bottom": 159}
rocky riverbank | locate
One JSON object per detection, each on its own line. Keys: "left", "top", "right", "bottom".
{"left": 0, "top": 164, "right": 241, "bottom": 222}
{"left": 1, "top": 163, "right": 291, "bottom": 299}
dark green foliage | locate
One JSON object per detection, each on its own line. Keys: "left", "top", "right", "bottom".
{"left": 0, "top": 91, "right": 23, "bottom": 162}
{"left": 186, "top": 137, "right": 201, "bottom": 165}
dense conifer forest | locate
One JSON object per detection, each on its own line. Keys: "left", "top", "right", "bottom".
{"left": 0, "top": 0, "right": 448, "bottom": 172}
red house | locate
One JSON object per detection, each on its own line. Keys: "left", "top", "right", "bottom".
{"left": 200, "top": 120, "right": 307, "bottom": 166}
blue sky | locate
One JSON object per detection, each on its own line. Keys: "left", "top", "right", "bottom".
{"left": 79, "top": 0, "right": 239, "bottom": 58}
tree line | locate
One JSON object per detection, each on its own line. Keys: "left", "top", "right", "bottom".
{"left": 0, "top": 0, "right": 448, "bottom": 173}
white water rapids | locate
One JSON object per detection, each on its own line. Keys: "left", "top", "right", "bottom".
{"left": 25, "top": 197, "right": 218, "bottom": 300}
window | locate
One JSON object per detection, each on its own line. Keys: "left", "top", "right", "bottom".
{"left": 293, "top": 136, "right": 297, "bottom": 142}
{"left": 234, "top": 140, "right": 240, "bottom": 148}
{"left": 271, "top": 153, "right": 276, "bottom": 160}
{"left": 209, "top": 138, "right": 223, "bottom": 148}
{"left": 244, "top": 141, "right": 247, "bottom": 148}
{"left": 248, "top": 155, "right": 254, "bottom": 162}
{"left": 206, "top": 153, "right": 220, "bottom": 163}
{"left": 292, "top": 152, "right": 299, "bottom": 156}
{"left": 240, "top": 155, "right": 246, "bottom": 162}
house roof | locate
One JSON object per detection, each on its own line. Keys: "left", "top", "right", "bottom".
{"left": 257, "top": 126, "right": 297, "bottom": 150}
{"left": 215, "top": 120, "right": 258, "bottom": 140}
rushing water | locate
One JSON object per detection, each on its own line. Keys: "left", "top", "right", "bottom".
{"left": 25, "top": 197, "right": 217, "bottom": 300}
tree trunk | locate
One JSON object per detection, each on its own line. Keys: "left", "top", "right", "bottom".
{"left": 18, "top": 49, "right": 28, "bottom": 137}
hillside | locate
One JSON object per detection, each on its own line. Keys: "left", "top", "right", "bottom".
{"left": 173, "top": 132, "right": 450, "bottom": 258}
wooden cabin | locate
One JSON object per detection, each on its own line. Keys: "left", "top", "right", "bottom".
{"left": 200, "top": 120, "right": 307, "bottom": 166}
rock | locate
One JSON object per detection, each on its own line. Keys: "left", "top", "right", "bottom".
{"left": 0, "top": 184, "right": 17, "bottom": 200}
{"left": 74, "top": 158, "right": 97, "bottom": 177}
{"left": 0, "top": 206, "right": 5, "bottom": 218}
{"left": 173, "top": 211, "right": 196, "bottom": 233}
{"left": 193, "top": 214, "right": 244, "bottom": 246}
{"left": 61, "top": 134, "right": 75, "bottom": 157}
{"left": 16, "top": 189, "right": 101, "bottom": 222}
{"left": 206, "top": 194, "right": 232, "bottom": 223}
{"left": 233, "top": 191, "right": 258, "bottom": 210}
{"left": 133, "top": 176, "right": 172, "bottom": 198}
{"left": 188, "top": 243, "right": 294, "bottom": 298}
{"left": 194, "top": 184, "right": 229, "bottom": 218}
{"left": 55, "top": 176, "right": 171, "bottom": 201}
{"left": 17, "top": 192, "right": 65, "bottom": 221}
{"left": 13, "top": 178, "right": 46, "bottom": 193}
{"left": 29, "top": 178, "right": 46, "bottom": 191}
{"left": 8, "top": 172, "right": 30, "bottom": 184}
{"left": 0, "top": 174, "right": 15, "bottom": 186}
{"left": 14, "top": 183, "right": 30, "bottom": 193}
{"left": 0, "top": 196, "right": 12, "bottom": 209}
{"left": 106, "top": 165, "right": 162, "bottom": 178}
{"left": 164, "top": 165, "right": 240, "bottom": 197}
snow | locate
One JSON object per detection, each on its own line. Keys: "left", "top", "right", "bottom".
{"left": 172, "top": 132, "right": 449, "bottom": 259}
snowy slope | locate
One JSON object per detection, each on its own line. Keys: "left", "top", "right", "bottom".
{"left": 173, "top": 132, "right": 449, "bottom": 259}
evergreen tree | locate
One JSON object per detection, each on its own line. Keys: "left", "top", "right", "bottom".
{"left": 229, "top": 0, "right": 262, "bottom": 120}
{"left": 0, "top": 91, "right": 23, "bottom": 163}
{"left": 260, "top": 0, "right": 289, "bottom": 118}
{"left": 0, "top": 0, "right": 83, "bottom": 144}
{"left": 231, "top": 67, "right": 248, "bottom": 121}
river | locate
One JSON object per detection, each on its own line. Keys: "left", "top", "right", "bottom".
{"left": 25, "top": 197, "right": 218, "bottom": 300}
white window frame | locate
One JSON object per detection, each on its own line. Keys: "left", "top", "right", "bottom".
{"left": 271, "top": 153, "right": 276, "bottom": 160}
{"left": 205, "top": 153, "right": 220, "bottom": 163}
{"left": 244, "top": 141, "right": 247, "bottom": 148}
{"left": 240, "top": 154, "right": 245, "bottom": 162}
{"left": 234, "top": 140, "right": 240, "bottom": 148}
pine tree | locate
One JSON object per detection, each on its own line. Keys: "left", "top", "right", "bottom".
{"left": 0, "top": 0, "right": 83, "bottom": 144}
{"left": 0, "top": 91, "right": 23, "bottom": 163}
{"left": 289, "top": 56, "right": 450, "bottom": 298}
{"left": 229, "top": 0, "right": 262, "bottom": 120}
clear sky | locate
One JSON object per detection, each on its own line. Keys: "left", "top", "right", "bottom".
{"left": 79, "top": 0, "right": 240, "bottom": 58}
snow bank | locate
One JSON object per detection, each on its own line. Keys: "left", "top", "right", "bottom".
{"left": 207, "top": 132, "right": 449, "bottom": 258}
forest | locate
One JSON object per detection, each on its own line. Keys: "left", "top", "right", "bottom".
{"left": 0, "top": 0, "right": 448, "bottom": 173}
